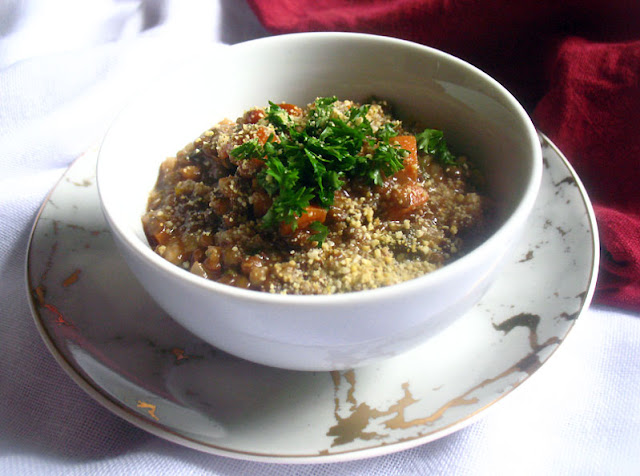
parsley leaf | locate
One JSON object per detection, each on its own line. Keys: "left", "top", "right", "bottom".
{"left": 266, "top": 102, "right": 292, "bottom": 130}
{"left": 230, "top": 138, "right": 262, "bottom": 160}
{"left": 309, "top": 221, "right": 329, "bottom": 247}
{"left": 376, "top": 122, "right": 399, "bottom": 142}
{"left": 416, "top": 128, "right": 457, "bottom": 165}
{"left": 263, "top": 185, "right": 314, "bottom": 231}
{"left": 231, "top": 97, "right": 410, "bottom": 235}
{"left": 369, "top": 142, "right": 407, "bottom": 186}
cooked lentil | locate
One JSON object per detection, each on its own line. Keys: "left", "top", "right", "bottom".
{"left": 142, "top": 98, "right": 491, "bottom": 294}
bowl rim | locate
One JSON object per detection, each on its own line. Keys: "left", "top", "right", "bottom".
{"left": 97, "top": 31, "right": 543, "bottom": 306}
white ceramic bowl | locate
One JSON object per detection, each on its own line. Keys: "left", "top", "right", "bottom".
{"left": 97, "top": 33, "right": 542, "bottom": 371}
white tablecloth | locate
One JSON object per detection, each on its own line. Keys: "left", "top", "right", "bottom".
{"left": 1, "top": 1, "right": 638, "bottom": 474}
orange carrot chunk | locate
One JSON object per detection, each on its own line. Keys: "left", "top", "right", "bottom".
{"left": 256, "top": 126, "right": 275, "bottom": 145}
{"left": 383, "top": 135, "right": 429, "bottom": 220}
{"left": 278, "top": 103, "right": 304, "bottom": 117}
{"left": 390, "top": 135, "right": 419, "bottom": 182}
{"left": 279, "top": 205, "right": 328, "bottom": 236}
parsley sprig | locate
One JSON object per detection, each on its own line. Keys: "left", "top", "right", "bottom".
{"left": 416, "top": 128, "right": 457, "bottom": 165}
{"left": 231, "top": 97, "right": 409, "bottom": 245}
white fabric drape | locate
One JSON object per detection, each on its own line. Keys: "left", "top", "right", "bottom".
{"left": 1, "top": 1, "right": 638, "bottom": 474}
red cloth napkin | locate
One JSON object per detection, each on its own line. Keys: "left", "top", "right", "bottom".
{"left": 247, "top": 0, "right": 640, "bottom": 312}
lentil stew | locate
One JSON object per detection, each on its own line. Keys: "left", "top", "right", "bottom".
{"left": 142, "top": 98, "right": 491, "bottom": 294}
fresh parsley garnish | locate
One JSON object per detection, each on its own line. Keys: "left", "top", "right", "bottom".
{"left": 309, "top": 221, "right": 329, "bottom": 247}
{"left": 416, "top": 129, "right": 457, "bottom": 165}
{"left": 230, "top": 97, "right": 408, "bottom": 246}
{"left": 266, "top": 101, "right": 293, "bottom": 130}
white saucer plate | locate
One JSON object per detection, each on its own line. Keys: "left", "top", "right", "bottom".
{"left": 26, "top": 133, "right": 598, "bottom": 463}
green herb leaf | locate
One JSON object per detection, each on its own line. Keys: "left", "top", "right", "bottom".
{"left": 307, "top": 96, "right": 338, "bottom": 131}
{"left": 229, "top": 138, "right": 262, "bottom": 160}
{"left": 262, "top": 185, "right": 313, "bottom": 231}
{"left": 308, "top": 221, "right": 329, "bottom": 247}
{"left": 371, "top": 142, "right": 407, "bottom": 185}
{"left": 231, "top": 97, "right": 411, "bottom": 234}
{"left": 376, "top": 123, "right": 399, "bottom": 142}
{"left": 266, "top": 102, "right": 293, "bottom": 130}
{"left": 416, "top": 128, "right": 457, "bottom": 165}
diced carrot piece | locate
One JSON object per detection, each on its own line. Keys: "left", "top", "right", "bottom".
{"left": 256, "top": 126, "right": 273, "bottom": 145}
{"left": 390, "top": 135, "right": 419, "bottom": 182}
{"left": 280, "top": 205, "right": 328, "bottom": 236}
{"left": 382, "top": 135, "right": 428, "bottom": 219}
{"left": 278, "top": 103, "right": 303, "bottom": 117}
{"left": 296, "top": 205, "right": 327, "bottom": 228}
{"left": 255, "top": 126, "right": 281, "bottom": 146}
